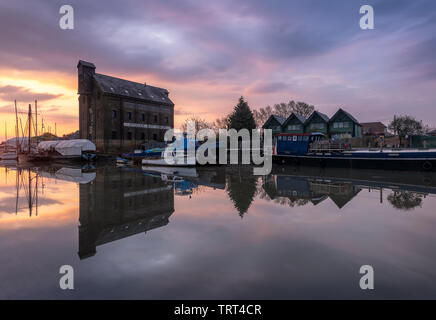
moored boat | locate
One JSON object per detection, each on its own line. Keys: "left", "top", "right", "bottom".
{"left": 273, "top": 132, "right": 436, "bottom": 171}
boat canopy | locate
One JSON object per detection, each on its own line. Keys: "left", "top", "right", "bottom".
{"left": 38, "top": 139, "right": 96, "bottom": 156}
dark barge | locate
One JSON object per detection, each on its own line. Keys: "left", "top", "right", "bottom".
{"left": 272, "top": 133, "right": 436, "bottom": 171}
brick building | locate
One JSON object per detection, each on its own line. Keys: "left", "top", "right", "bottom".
{"left": 78, "top": 60, "right": 175, "bottom": 153}
{"left": 361, "top": 122, "right": 387, "bottom": 136}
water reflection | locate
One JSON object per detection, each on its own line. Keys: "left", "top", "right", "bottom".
{"left": 261, "top": 166, "right": 436, "bottom": 211}
{"left": 1, "top": 164, "right": 436, "bottom": 298}
{"left": 78, "top": 166, "right": 174, "bottom": 259}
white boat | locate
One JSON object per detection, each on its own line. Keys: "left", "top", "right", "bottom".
{"left": 37, "top": 139, "right": 96, "bottom": 160}
{"left": 141, "top": 151, "right": 196, "bottom": 167}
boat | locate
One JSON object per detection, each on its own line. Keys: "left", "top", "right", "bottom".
{"left": 122, "top": 148, "right": 165, "bottom": 163}
{"left": 140, "top": 136, "right": 198, "bottom": 167}
{"left": 116, "top": 157, "right": 130, "bottom": 165}
{"left": 142, "top": 153, "right": 196, "bottom": 167}
{"left": 273, "top": 132, "right": 436, "bottom": 171}
{"left": 28, "top": 139, "right": 97, "bottom": 163}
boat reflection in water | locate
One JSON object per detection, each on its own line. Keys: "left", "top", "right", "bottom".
{"left": 0, "top": 165, "right": 96, "bottom": 217}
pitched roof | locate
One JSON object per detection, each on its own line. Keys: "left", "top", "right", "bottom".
{"left": 93, "top": 73, "right": 174, "bottom": 106}
{"left": 330, "top": 108, "right": 360, "bottom": 124}
{"left": 272, "top": 115, "right": 286, "bottom": 124}
{"left": 282, "top": 113, "right": 307, "bottom": 127}
{"left": 306, "top": 111, "right": 330, "bottom": 123}
{"left": 262, "top": 114, "right": 286, "bottom": 128}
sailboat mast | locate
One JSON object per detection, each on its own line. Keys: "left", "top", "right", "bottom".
{"left": 14, "top": 100, "right": 19, "bottom": 152}
{"left": 35, "top": 100, "right": 38, "bottom": 145}
{"left": 28, "top": 104, "right": 31, "bottom": 154}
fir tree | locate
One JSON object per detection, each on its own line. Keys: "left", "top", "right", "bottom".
{"left": 227, "top": 96, "right": 257, "bottom": 130}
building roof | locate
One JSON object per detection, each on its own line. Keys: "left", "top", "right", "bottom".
{"left": 329, "top": 108, "right": 360, "bottom": 124}
{"left": 272, "top": 115, "right": 286, "bottom": 124}
{"left": 306, "top": 111, "right": 330, "bottom": 123}
{"left": 282, "top": 113, "right": 307, "bottom": 129}
{"left": 294, "top": 113, "right": 308, "bottom": 124}
{"left": 262, "top": 114, "right": 286, "bottom": 128}
{"left": 93, "top": 73, "right": 174, "bottom": 106}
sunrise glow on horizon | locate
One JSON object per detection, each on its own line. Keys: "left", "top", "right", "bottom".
{"left": 1, "top": 0, "right": 436, "bottom": 139}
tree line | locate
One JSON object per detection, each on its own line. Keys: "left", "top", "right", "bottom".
{"left": 181, "top": 97, "right": 315, "bottom": 132}
{"left": 181, "top": 96, "right": 435, "bottom": 138}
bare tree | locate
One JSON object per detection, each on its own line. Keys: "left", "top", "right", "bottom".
{"left": 211, "top": 115, "right": 229, "bottom": 131}
{"left": 388, "top": 115, "right": 424, "bottom": 145}
{"left": 180, "top": 115, "right": 212, "bottom": 132}
{"left": 253, "top": 100, "right": 315, "bottom": 127}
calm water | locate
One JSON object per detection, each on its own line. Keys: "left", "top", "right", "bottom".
{"left": 1, "top": 163, "right": 436, "bottom": 299}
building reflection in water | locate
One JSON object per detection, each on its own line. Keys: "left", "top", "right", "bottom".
{"left": 261, "top": 175, "right": 362, "bottom": 209}
{"left": 2, "top": 163, "right": 436, "bottom": 261}
{"left": 261, "top": 166, "right": 436, "bottom": 211}
{"left": 78, "top": 167, "right": 174, "bottom": 259}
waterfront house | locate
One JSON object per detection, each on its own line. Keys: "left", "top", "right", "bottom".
{"left": 262, "top": 115, "right": 286, "bottom": 135}
{"left": 77, "top": 60, "right": 175, "bottom": 153}
{"left": 281, "top": 113, "right": 307, "bottom": 133}
{"left": 304, "top": 111, "right": 330, "bottom": 134}
{"left": 361, "top": 122, "right": 387, "bottom": 136}
{"left": 328, "top": 108, "right": 362, "bottom": 139}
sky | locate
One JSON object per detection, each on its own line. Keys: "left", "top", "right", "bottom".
{"left": 0, "top": 0, "right": 435, "bottom": 137}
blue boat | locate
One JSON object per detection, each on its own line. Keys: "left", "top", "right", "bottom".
{"left": 273, "top": 132, "right": 436, "bottom": 171}
{"left": 122, "top": 147, "right": 165, "bottom": 163}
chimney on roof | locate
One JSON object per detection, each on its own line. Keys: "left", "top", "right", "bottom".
{"left": 77, "top": 60, "right": 95, "bottom": 94}
{"left": 144, "top": 82, "right": 147, "bottom": 87}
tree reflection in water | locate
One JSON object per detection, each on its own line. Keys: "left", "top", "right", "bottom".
{"left": 387, "top": 191, "right": 426, "bottom": 211}
{"left": 226, "top": 171, "right": 259, "bottom": 218}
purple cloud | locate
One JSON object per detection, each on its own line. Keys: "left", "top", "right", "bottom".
{"left": 0, "top": 85, "right": 62, "bottom": 103}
